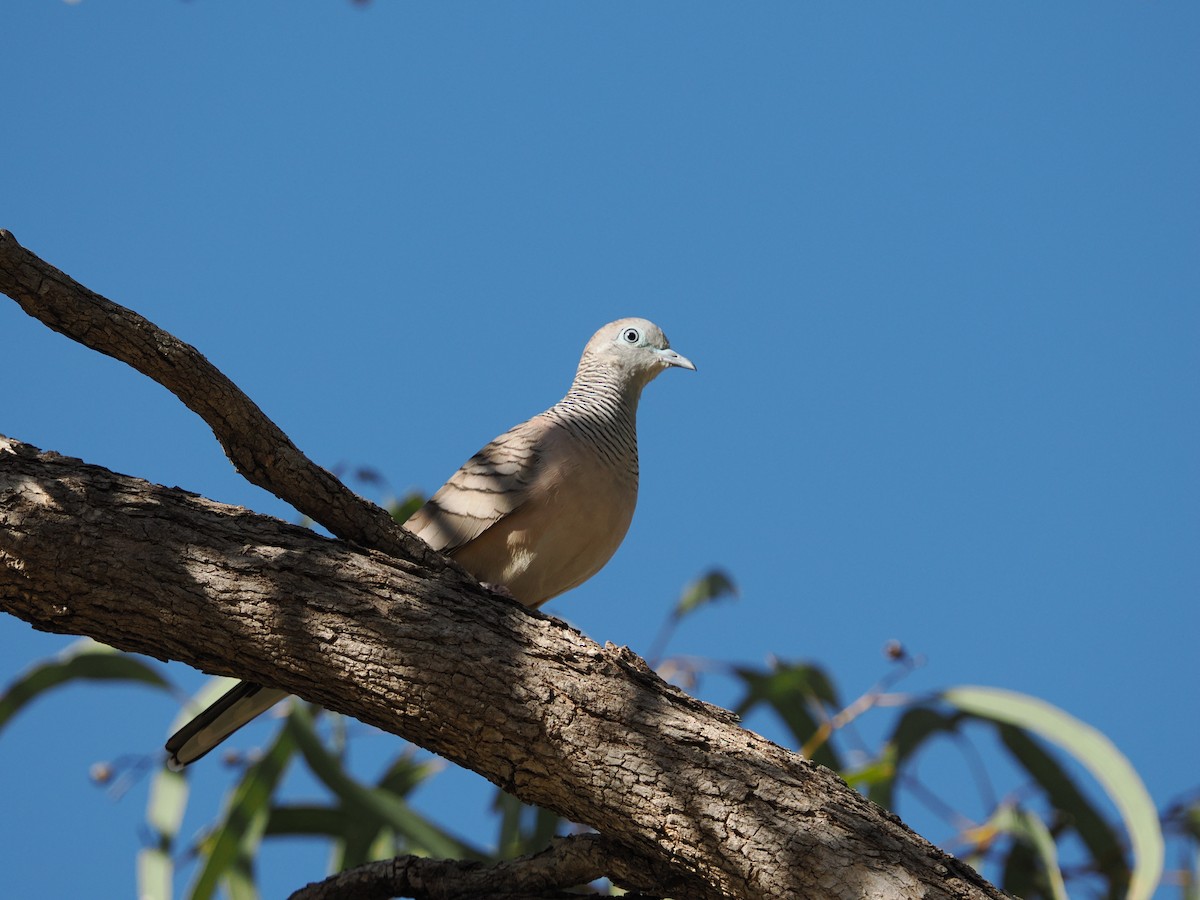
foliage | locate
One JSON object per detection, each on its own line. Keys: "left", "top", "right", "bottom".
{"left": 0, "top": 527, "right": 1192, "bottom": 898}
{"left": 730, "top": 650, "right": 1174, "bottom": 900}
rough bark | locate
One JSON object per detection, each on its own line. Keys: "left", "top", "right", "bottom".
{"left": 0, "top": 437, "right": 1002, "bottom": 900}
{"left": 0, "top": 231, "right": 1009, "bottom": 899}
{"left": 289, "top": 834, "right": 620, "bottom": 900}
{"left": 0, "top": 229, "right": 438, "bottom": 568}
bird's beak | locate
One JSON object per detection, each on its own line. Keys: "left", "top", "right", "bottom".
{"left": 658, "top": 348, "right": 696, "bottom": 371}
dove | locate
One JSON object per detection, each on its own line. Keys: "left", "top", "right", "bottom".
{"left": 165, "top": 318, "right": 694, "bottom": 768}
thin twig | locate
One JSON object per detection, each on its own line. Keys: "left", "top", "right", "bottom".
{"left": 800, "top": 652, "right": 925, "bottom": 759}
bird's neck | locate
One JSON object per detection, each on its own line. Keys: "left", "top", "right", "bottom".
{"left": 551, "top": 364, "right": 642, "bottom": 475}
{"left": 559, "top": 363, "right": 643, "bottom": 421}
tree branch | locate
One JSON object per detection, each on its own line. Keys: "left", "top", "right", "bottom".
{"left": 0, "top": 438, "right": 1005, "bottom": 900}
{"left": 289, "top": 833, "right": 620, "bottom": 900}
{"left": 0, "top": 233, "right": 1009, "bottom": 899}
{"left": 0, "top": 228, "right": 437, "bottom": 568}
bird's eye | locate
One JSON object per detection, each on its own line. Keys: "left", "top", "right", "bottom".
{"left": 622, "top": 328, "right": 640, "bottom": 344}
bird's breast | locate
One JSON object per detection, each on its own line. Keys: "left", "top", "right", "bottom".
{"left": 456, "top": 436, "right": 638, "bottom": 608}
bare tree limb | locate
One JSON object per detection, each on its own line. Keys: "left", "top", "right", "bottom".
{"left": 0, "top": 228, "right": 438, "bottom": 568}
{"left": 289, "top": 833, "right": 621, "bottom": 900}
{"left": 0, "top": 233, "right": 1010, "bottom": 899}
{"left": 0, "top": 437, "right": 1006, "bottom": 900}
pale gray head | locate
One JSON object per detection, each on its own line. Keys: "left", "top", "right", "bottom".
{"left": 576, "top": 318, "right": 696, "bottom": 394}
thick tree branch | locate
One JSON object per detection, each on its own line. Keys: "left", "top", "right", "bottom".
{"left": 0, "top": 229, "right": 437, "bottom": 568}
{"left": 1, "top": 233, "right": 1009, "bottom": 899}
{"left": 1, "top": 437, "right": 1006, "bottom": 900}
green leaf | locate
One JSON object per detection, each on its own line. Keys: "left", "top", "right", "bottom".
{"left": 943, "top": 686, "right": 1164, "bottom": 900}
{"left": 186, "top": 723, "right": 296, "bottom": 900}
{"left": 335, "top": 821, "right": 390, "bottom": 872}
{"left": 493, "top": 790, "right": 561, "bottom": 858}
{"left": 376, "top": 749, "right": 441, "bottom": 799}
{"left": 224, "top": 857, "right": 258, "bottom": 900}
{"left": 0, "top": 638, "right": 171, "bottom": 733}
{"left": 264, "top": 804, "right": 374, "bottom": 873}
{"left": 136, "top": 848, "right": 173, "bottom": 900}
{"left": 528, "top": 805, "right": 560, "bottom": 851}
{"left": 870, "top": 707, "right": 962, "bottom": 809}
{"left": 673, "top": 568, "right": 738, "bottom": 619}
{"left": 365, "top": 827, "right": 397, "bottom": 865}
{"left": 287, "top": 704, "right": 479, "bottom": 860}
{"left": 989, "top": 805, "right": 1069, "bottom": 900}
{"left": 1000, "top": 829, "right": 1043, "bottom": 900}
{"left": 1175, "top": 797, "right": 1200, "bottom": 842}
{"left": 495, "top": 790, "right": 523, "bottom": 857}
{"left": 264, "top": 804, "right": 354, "bottom": 838}
{"left": 388, "top": 491, "right": 426, "bottom": 525}
{"left": 733, "top": 662, "right": 841, "bottom": 771}
{"left": 140, "top": 684, "right": 228, "bottom": 900}
{"left": 841, "top": 753, "right": 896, "bottom": 791}
{"left": 998, "top": 724, "right": 1127, "bottom": 895}
{"left": 146, "top": 766, "right": 190, "bottom": 844}
{"left": 265, "top": 731, "right": 445, "bottom": 872}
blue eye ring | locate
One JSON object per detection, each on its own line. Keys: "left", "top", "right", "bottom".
{"left": 622, "top": 327, "right": 640, "bottom": 344}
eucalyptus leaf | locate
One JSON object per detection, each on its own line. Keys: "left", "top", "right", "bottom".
{"left": 187, "top": 725, "right": 296, "bottom": 900}
{"left": 989, "top": 805, "right": 1068, "bottom": 900}
{"left": 146, "top": 766, "right": 189, "bottom": 845}
{"left": 733, "top": 662, "right": 841, "bottom": 771}
{"left": 0, "top": 638, "right": 171, "bottom": 733}
{"left": 943, "top": 686, "right": 1163, "bottom": 900}
{"left": 136, "top": 848, "right": 173, "bottom": 900}
{"left": 998, "top": 723, "right": 1127, "bottom": 895}
{"left": 265, "top": 805, "right": 353, "bottom": 838}
{"left": 870, "top": 707, "right": 962, "bottom": 809}
{"left": 389, "top": 491, "right": 427, "bottom": 525}
{"left": 287, "top": 703, "right": 480, "bottom": 860}
{"left": 674, "top": 568, "right": 738, "bottom": 619}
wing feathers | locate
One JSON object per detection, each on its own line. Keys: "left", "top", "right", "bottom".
{"left": 403, "top": 419, "right": 546, "bottom": 554}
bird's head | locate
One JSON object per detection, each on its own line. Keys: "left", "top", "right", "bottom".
{"left": 580, "top": 318, "right": 696, "bottom": 391}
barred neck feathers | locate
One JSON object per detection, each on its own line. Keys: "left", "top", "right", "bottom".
{"left": 545, "top": 317, "right": 696, "bottom": 473}
{"left": 551, "top": 362, "right": 641, "bottom": 475}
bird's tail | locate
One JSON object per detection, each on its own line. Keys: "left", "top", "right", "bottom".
{"left": 165, "top": 682, "right": 289, "bottom": 770}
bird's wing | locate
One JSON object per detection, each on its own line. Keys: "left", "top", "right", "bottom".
{"left": 403, "top": 416, "right": 546, "bottom": 555}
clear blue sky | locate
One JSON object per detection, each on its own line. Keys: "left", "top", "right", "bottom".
{"left": 2, "top": 2, "right": 1197, "bottom": 898}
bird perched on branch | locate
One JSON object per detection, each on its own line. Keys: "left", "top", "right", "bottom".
{"left": 166, "top": 317, "right": 695, "bottom": 768}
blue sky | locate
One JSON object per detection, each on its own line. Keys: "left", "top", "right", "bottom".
{"left": 2, "top": 2, "right": 1197, "bottom": 897}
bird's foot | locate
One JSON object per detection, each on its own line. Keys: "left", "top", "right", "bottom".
{"left": 481, "top": 582, "right": 517, "bottom": 601}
